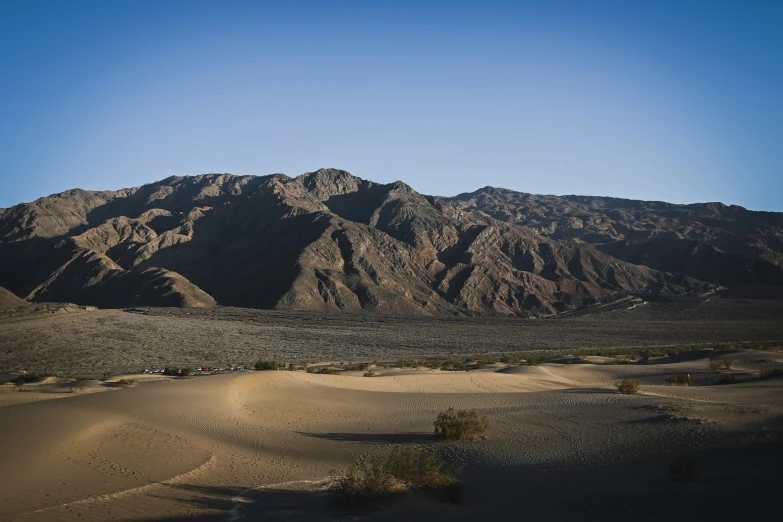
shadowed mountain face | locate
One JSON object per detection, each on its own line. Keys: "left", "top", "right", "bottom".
{"left": 0, "top": 169, "right": 726, "bottom": 315}
{"left": 445, "top": 187, "right": 783, "bottom": 289}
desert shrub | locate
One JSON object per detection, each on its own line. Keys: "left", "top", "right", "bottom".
{"left": 615, "top": 379, "right": 640, "bottom": 394}
{"left": 434, "top": 408, "right": 489, "bottom": 441}
{"left": 499, "top": 354, "right": 517, "bottom": 363}
{"left": 525, "top": 355, "right": 544, "bottom": 366}
{"left": 334, "top": 447, "right": 458, "bottom": 504}
{"left": 163, "top": 367, "right": 180, "bottom": 376}
{"left": 668, "top": 456, "right": 697, "bottom": 481}
{"left": 708, "top": 361, "right": 723, "bottom": 373}
{"left": 316, "top": 367, "right": 341, "bottom": 375}
{"left": 288, "top": 363, "right": 296, "bottom": 371}
{"left": 721, "top": 359, "right": 733, "bottom": 370}
{"left": 666, "top": 347, "right": 680, "bottom": 357}
{"left": 306, "top": 366, "right": 315, "bottom": 374}
{"left": 665, "top": 374, "right": 692, "bottom": 386}
{"left": 115, "top": 378, "right": 136, "bottom": 386}
{"left": 473, "top": 361, "right": 487, "bottom": 370}
{"left": 363, "top": 370, "right": 376, "bottom": 377}
{"left": 254, "top": 360, "right": 280, "bottom": 371}
{"left": 716, "top": 373, "right": 737, "bottom": 385}
{"left": 181, "top": 367, "right": 194, "bottom": 377}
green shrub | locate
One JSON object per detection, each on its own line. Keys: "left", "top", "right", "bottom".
{"left": 180, "top": 367, "right": 194, "bottom": 377}
{"left": 722, "top": 359, "right": 733, "bottom": 370}
{"left": 288, "top": 363, "right": 296, "bottom": 371}
{"left": 668, "top": 456, "right": 697, "bottom": 481}
{"left": 615, "top": 379, "right": 640, "bottom": 394}
{"left": 363, "top": 370, "right": 376, "bottom": 377}
{"left": 666, "top": 347, "right": 680, "bottom": 357}
{"left": 665, "top": 374, "right": 692, "bottom": 386}
{"left": 334, "top": 447, "right": 458, "bottom": 504}
{"left": 115, "top": 378, "right": 136, "bottom": 386}
{"left": 316, "top": 367, "right": 341, "bottom": 375}
{"left": 254, "top": 360, "right": 280, "bottom": 371}
{"left": 708, "top": 361, "right": 723, "bottom": 373}
{"left": 434, "top": 408, "right": 489, "bottom": 441}
{"left": 163, "top": 367, "right": 180, "bottom": 376}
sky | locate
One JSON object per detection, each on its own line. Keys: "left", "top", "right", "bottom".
{"left": 0, "top": 0, "right": 781, "bottom": 210}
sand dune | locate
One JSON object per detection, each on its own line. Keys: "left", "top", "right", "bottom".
{"left": 0, "top": 351, "right": 781, "bottom": 521}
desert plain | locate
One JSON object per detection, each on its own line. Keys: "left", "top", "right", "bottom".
{"left": 1, "top": 297, "right": 782, "bottom": 522}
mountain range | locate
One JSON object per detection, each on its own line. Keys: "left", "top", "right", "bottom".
{"left": 1, "top": 168, "right": 780, "bottom": 316}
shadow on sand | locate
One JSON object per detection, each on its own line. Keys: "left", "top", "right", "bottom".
{"left": 296, "top": 431, "right": 435, "bottom": 444}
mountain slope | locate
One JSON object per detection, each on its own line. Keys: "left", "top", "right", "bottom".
{"left": 0, "top": 170, "right": 716, "bottom": 315}
{"left": 444, "top": 187, "right": 783, "bottom": 288}
{"left": 0, "top": 286, "right": 25, "bottom": 309}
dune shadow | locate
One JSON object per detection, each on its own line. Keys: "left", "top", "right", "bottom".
{"left": 124, "top": 482, "right": 348, "bottom": 522}
{"left": 559, "top": 388, "right": 613, "bottom": 395}
{"left": 297, "top": 431, "right": 435, "bottom": 444}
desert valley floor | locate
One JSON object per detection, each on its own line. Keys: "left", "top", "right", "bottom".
{"left": 1, "top": 297, "right": 782, "bottom": 521}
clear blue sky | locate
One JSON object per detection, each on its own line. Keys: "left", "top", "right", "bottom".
{"left": 1, "top": 0, "right": 781, "bottom": 210}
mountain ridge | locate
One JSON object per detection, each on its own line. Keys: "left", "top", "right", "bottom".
{"left": 3, "top": 168, "right": 774, "bottom": 316}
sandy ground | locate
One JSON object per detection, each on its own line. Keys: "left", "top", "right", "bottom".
{"left": 1, "top": 349, "right": 782, "bottom": 522}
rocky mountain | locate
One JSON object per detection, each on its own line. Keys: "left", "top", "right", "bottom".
{"left": 0, "top": 169, "right": 722, "bottom": 316}
{"left": 444, "top": 187, "right": 783, "bottom": 290}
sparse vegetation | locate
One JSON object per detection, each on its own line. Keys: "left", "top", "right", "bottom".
{"left": 434, "top": 408, "right": 489, "bottom": 441}
{"left": 708, "top": 361, "right": 723, "bottom": 373}
{"left": 665, "top": 374, "right": 692, "bottom": 386}
{"left": 115, "top": 378, "right": 136, "bottom": 386}
{"left": 333, "top": 447, "right": 459, "bottom": 504}
{"left": 722, "top": 359, "right": 733, "bottom": 370}
{"left": 162, "top": 367, "right": 193, "bottom": 376}
{"left": 615, "top": 379, "right": 640, "bottom": 394}
{"left": 316, "top": 367, "right": 341, "bottom": 375}
{"left": 254, "top": 360, "right": 280, "bottom": 371}
{"left": 363, "top": 370, "right": 376, "bottom": 377}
